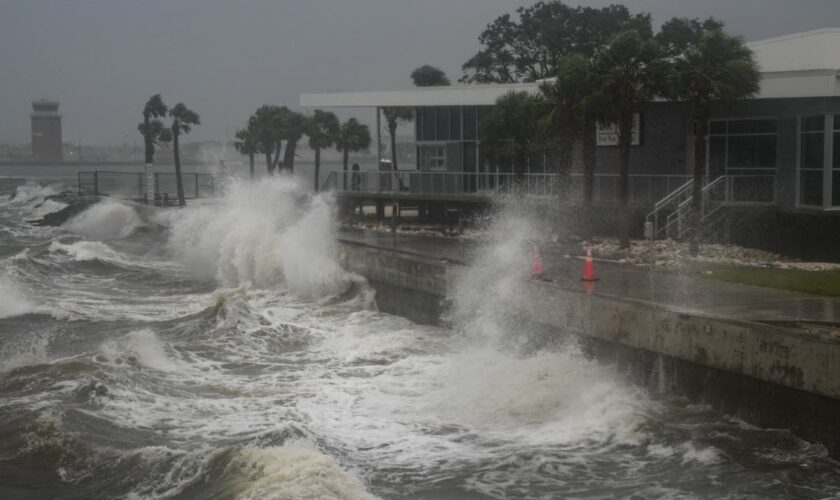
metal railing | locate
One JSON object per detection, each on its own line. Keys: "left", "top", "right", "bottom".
{"left": 321, "top": 170, "right": 694, "bottom": 205}
{"left": 78, "top": 170, "right": 215, "bottom": 202}
{"left": 647, "top": 174, "right": 777, "bottom": 240}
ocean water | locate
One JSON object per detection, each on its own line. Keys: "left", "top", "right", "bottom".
{"left": 1, "top": 174, "right": 840, "bottom": 499}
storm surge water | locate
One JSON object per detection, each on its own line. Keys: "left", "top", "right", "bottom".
{"left": 1, "top": 175, "right": 840, "bottom": 499}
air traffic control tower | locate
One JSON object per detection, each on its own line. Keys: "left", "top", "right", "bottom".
{"left": 30, "top": 99, "right": 63, "bottom": 162}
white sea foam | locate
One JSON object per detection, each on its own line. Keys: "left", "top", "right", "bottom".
{"left": 0, "top": 276, "right": 42, "bottom": 319}
{"left": 64, "top": 200, "right": 143, "bottom": 239}
{"left": 229, "top": 441, "right": 375, "bottom": 500}
{"left": 96, "top": 329, "right": 182, "bottom": 373}
{"left": 167, "top": 177, "right": 349, "bottom": 296}
{"left": 5, "top": 183, "right": 60, "bottom": 205}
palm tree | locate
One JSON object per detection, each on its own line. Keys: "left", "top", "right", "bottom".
{"left": 381, "top": 107, "right": 414, "bottom": 173}
{"left": 335, "top": 118, "right": 371, "bottom": 188}
{"left": 541, "top": 55, "right": 607, "bottom": 236}
{"left": 665, "top": 28, "right": 759, "bottom": 254}
{"left": 305, "top": 110, "right": 340, "bottom": 191}
{"left": 234, "top": 123, "right": 259, "bottom": 180}
{"left": 250, "top": 105, "right": 285, "bottom": 175}
{"left": 168, "top": 103, "right": 200, "bottom": 206}
{"left": 140, "top": 94, "right": 168, "bottom": 165}
{"left": 593, "top": 30, "right": 664, "bottom": 248}
{"left": 480, "top": 90, "right": 546, "bottom": 181}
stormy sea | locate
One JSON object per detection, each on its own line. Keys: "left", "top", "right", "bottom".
{"left": 2, "top": 173, "right": 840, "bottom": 499}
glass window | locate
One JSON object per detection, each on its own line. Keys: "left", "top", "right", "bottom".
{"left": 799, "top": 115, "right": 826, "bottom": 207}
{"left": 727, "top": 135, "right": 777, "bottom": 168}
{"left": 421, "top": 108, "right": 435, "bottom": 141}
{"left": 463, "top": 107, "right": 476, "bottom": 141}
{"left": 800, "top": 170, "right": 824, "bottom": 206}
{"left": 450, "top": 108, "right": 462, "bottom": 140}
{"left": 801, "top": 132, "right": 824, "bottom": 169}
{"left": 436, "top": 107, "right": 450, "bottom": 141}
{"left": 709, "top": 121, "right": 727, "bottom": 135}
{"left": 419, "top": 144, "right": 446, "bottom": 171}
{"left": 463, "top": 141, "right": 476, "bottom": 172}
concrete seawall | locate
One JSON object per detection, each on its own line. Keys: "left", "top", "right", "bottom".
{"left": 337, "top": 239, "right": 840, "bottom": 454}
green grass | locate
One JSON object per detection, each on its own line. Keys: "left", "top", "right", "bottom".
{"left": 697, "top": 263, "right": 840, "bottom": 297}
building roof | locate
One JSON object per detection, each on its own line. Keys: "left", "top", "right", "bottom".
{"left": 300, "top": 82, "right": 541, "bottom": 108}
{"left": 301, "top": 28, "right": 840, "bottom": 108}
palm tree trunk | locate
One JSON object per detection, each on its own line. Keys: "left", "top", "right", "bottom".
{"left": 617, "top": 99, "right": 632, "bottom": 249}
{"left": 143, "top": 114, "right": 152, "bottom": 164}
{"left": 271, "top": 142, "right": 282, "bottom": 173}
{"left": 249, "top": 152, "right": 254, "bottom": 180}
{"left": 283, "top": 140, "right": 298, "bottom": 174}
{"left": 265, "top": 152, "right": 273, "bottom": 176}
{"left": 313, "top": 147, "right": 321, "bottom": 192}
{"left": 690, "top": 115, "right": 708, "bottom": 255}
{"left": 173, "top": 131, "right": 186, "bottom": 207}
{"left": 583, "top": 114, "right": 596, "bottom": 239}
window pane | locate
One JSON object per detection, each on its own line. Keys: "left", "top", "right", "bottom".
{"left": 422, "top": 108, "right": 435, "bottom": 140}
{"left": 834, "top": 131, "right": 840, "bottom": 169}
{"left": 463, "top": 107, "right": 476, "bottom": 140}
{"left": 463, "top": 141, "right": 476, "bottom": 172}
{"left": 415, "top": 109, "right": 423, "bottom": 141}
{"left": 450, "top": 108, "right": 461, "bottom": 140}
{"left": 436, "top": 107, "right": 450, "bottom": 141}
{"left": 731, "top": 176, "right": 774, "bottom": 203}
{"left": 834, "top": 114, "right": 840, "bottom": 131}
{"left": 728, "top": 120, "right": 757, "bottom": 134}
{"left": 756, "top": 120, "right": 778, "bottom": 133}
{"left": 728, "top": 135, "right": 777, "bottom": 168}
{"left": 709, "top": 121, "right": 727, "bottom": 135}
{"left": 802, "top": 115, "right": 825, "bottom": 132}
{"left": 833, "top": 171, "right": 840, "bottom": 206}
{"left": 800, "top": 170, "right": 824, "bottom": 206}
{"left": 801, "top": 132, "right": 824, "bottom": 169}
{"left": 709, "top": 136, "right": 726, "bottom": 174}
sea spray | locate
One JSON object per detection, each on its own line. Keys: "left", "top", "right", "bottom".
{"left": 63, "top": 200, "right": 143, "bottom": 240}
{"left": 167, "top": 177, "right": 349, "bottom": 296}
{"left": 450, "top": 201, "right": 537, "bottom": 342}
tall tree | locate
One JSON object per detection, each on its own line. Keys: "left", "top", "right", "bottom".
{"left": 461, "top": 1, "right": 651, "bottom": 83}
{"left": 411, "top": 65, "right": 451, "bottom": 86}
{"left": 480, "top": 90, "right": 547, "bottom": 181}
{"left": 234, "top": 122, "right": 259, "bottom": 180}
{"left": 335, "top": 118, "right": 371, "bottom": 187}
{"left": 656, "top": 17, "right": 724, "bottom": 57}
{"left": 381, "top": 107, "right": 414, "bottom": 172}
{"left": 168, "top": 103, "right": 200, "bottom": 206}
{"left": 139, "top": 94, "right": 172, "bottom": 165}
{"left": 592, "top": 30, "right": 664, "bottom": 248}
{"left": 280, "top": 110, "right": 306, "bottom": 174}
{"left": 305, "top": 110, "right": 340, "bottom": 191}
{"left": 663, "top": 27, "right": 759, "bottom": 254}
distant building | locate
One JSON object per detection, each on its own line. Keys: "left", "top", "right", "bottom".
{"left": 30, "top": 99, "right": 63, "bottom": 162}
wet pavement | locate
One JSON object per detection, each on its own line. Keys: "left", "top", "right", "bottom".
{"left": 338, "top": 227, "right": 840, "bottom": 324}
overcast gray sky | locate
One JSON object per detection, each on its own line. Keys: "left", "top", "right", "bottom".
{"left": 2, "top": 0, "right": 840, "bottom": 145}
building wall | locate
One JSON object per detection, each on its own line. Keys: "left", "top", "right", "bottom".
{"left": 31, "top": 116, "right": 63, "bottom": 162}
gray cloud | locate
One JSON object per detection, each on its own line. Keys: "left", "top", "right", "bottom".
{"left": 2, "top": 0, "right": 839, "bottom": 145}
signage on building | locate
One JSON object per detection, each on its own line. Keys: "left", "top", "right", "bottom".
{"left": 596, "top": 113, "right": 641, "bottom": 146}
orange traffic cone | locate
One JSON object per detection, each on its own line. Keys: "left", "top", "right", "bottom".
{"left": 531, "top": 245, "right": 545, "bottom": 279}
{"left": 581, "top": 244, "right": 598, "bottom": 282}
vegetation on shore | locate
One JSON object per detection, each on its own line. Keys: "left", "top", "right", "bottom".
{"left": 698, "top": 264, "right": 840, "bottom": 298}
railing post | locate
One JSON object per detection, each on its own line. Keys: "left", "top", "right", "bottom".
{"left": 139, "top": 172, "right": 143, "bottom": 201}
{"left": 93, "top": 171, "right": 98, "bottom": 196}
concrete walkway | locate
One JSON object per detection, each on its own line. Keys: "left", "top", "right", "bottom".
{"left": 337, "top": 227, "right": 840, "bottom": 324}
